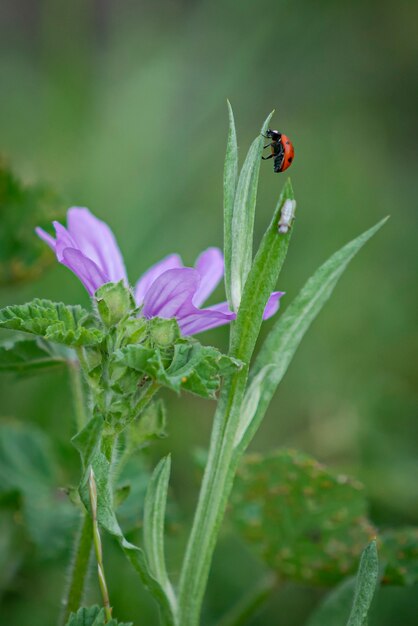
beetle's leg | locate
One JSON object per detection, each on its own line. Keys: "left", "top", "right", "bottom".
{"left": 262, "top": 154, "right": 274, "bottom": 160}
{"left": 263, "top": 143, "right": 272, "bottom": 149}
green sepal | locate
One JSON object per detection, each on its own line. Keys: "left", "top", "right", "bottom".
{"left": 0, "top": 337, "right": 70, "bottom": 375}
{"left": 95, "top": 281, "right": 135, "bottom": 328}
{"left": 148, "top": 317, "right": 180, "bottom": 347}
{"left": 65, "top": 605, "right": 132, "bottom": 626}
{"left": 0, "top": 299, "right": 104, "bottom": 346}
{"left": 231, "top": 449, "right": 376, "bottom": 586}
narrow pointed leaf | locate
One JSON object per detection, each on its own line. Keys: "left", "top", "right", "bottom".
{"left": 143, "top": 456, "right": 176, "bottom": 611}
{"left": 346, "top": 540, "right": 379, "bottom": 626}
{"left": 245, "top": 217, "right": 388, "bottom": 443}
{"left": 231, "top": 179, "right": 294, "bottom": 363}
{"left": 230, "top": 111, "right": 273, "bottom": 311}
{"left": 224, "top": 100, "right": 239, "bottom": 308}
{"left": 72, "top": 415, "right": 104, "bottom": 471}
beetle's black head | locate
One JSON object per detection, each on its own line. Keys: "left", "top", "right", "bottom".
{"left": 266, "top": 129, "right": 281, "bottom": 140}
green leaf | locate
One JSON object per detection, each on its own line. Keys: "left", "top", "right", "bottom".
{"left": 143, "top": 456, "right": 176, "bottom": 608}
{"left": 230, "top": 111, "right": 273, "bottom": 312}
{"left": 0, "top": 421, "right": 77, "bottom": 556}
{"left": 231, "top": 449, "right": 376, "bottom": 586}
{"left": 346, "top": 540, "right": 379, "bottom": 626}
{"left": 0, "top": 299, "right": 104, "bottom": 346}
{"left": 72, "top": 415, "right": 104, "bottom": 471}
{"left": 223, "top": 100, "right": 239, "bottom": 308}
{"left": 65, "top": 605, "right": 133, "bottom": 626}
{"left": 79, "top": 450, "right": 176, "bottom": 625}
{"left": 0, "top": 337, "right": 69, "bottom": 374}
{"left": 245, "top": 217, "right": 388, "bottom": 445}
{"left": 231, "top": 179, "right": 295, "bottom": 364}
{"left": 380, "top": 527, "right": 418, "bottom": 586}
{"left": 115, "top": 340, "right": 241, "bottom": 399}
{"left": 0, "top": 159, "right": 66, "bottom": 286}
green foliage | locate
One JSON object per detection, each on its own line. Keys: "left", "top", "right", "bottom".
{"left": 0, "top": 299, "right": 104, "bottom": 346}
{"left": 115, "top": 337, "right": 241, "bottom": 399}
{"left": 0, "top": 337, "right": 69, "bottom": 374}
{"left": 346, "top": 540, "right": 379, "bottom": 626}
{"left": 223, "top": 100, "right": 239, "bottom": 309}
{"left": 236, "top": 218, "right": 388, "bottom": 452}
{"left": 0, "top": 159, "right": 66, "bottom": 285}
{"left": 72, "top": 415, "right": 104, "bottom": 471}
{"left": 380, "top": 527, "right": 418, "bottom": 586}
{"left": 230, "top": 449, "right": 376, "bottom": 585}
{"left": 65, "top": 605, "right": 132, "bottom": 626}
{"left": 95, "top": 281, "right": 135, "bottom": 328}
{"left": 230, "top": 179, "right": 294, "bottom": 363}
{"left": 143, "top": 456, "right": 175, "bottom": 605}
{"left": 129, "top": 399, "right": 168, "bottom": 445}
{"left": 229, "top": 111, "right": 273, "bottom": 312}
{"left": 0, "top": 421, "right": 76, "bottom": 557}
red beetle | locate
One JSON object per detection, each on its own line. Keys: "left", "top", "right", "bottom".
{"left": 262, "top": 129, "right": 295, "bottom": 173}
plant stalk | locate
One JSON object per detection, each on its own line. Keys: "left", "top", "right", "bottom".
{"left": 59, "top": 512, "right": 93, "bottom": 626}
{"left": 177, "top": 368, "right": 248, "bottom": 626}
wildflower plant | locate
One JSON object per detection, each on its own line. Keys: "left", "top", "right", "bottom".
{"left": 0, "top": 106, "right": 394, "bottom": 626}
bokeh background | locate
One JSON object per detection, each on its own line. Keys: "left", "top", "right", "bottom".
{"left": 0, "top": 1, "right": 417, "bottom": 624}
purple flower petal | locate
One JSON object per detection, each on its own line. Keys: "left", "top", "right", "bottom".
{"left": 62, "top": 248, "right": 108, "bottom": 295}
{"left": 66, "top": 207, "right": 127, "bottom": 283}
{"left": 135, "top": 254, "right": 183, "bottom": 306}
{"left": 35, "top": 227, "right": 56, "bottom": 251}
{"left": 142, "top": 268, "right": 199, "bottom": 319}
{"left": 193, "top": 247, "right": 224, "bottom": 307}
{"left": 262, "top": 291, "right": 285, "bottom": 319}
{"left": 178, "top": 307, "right": 236, "bottom": 336}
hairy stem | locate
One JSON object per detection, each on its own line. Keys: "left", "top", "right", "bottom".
{"left": 59, "top": 512, "right": 93, "bottom": 625}
{"left": 68, "top": 359, "right": 88, "bottom": 431}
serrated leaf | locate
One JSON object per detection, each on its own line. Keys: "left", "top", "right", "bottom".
{"left": 306, "top": 577, "right": 357, "bottom": 626}
{"left": 231, "top": 449, "right": 376, "bottom": 586}
{"left": 65, "top": 605, "right": 133, "bottom": 626}
{"left": 224, "top": 100, "right": 239, "bottom": 308}
{"left": 230, "top": 111, "right": 273, "bottom": 312}
{"left": 0, "top": 299, "right": 104, "bottom": 346}
{"left": 0, "top": 159, "right": 66, "bottom": 286}
{"left": 346, "top": 540, "right": 379, "bottom": 626}
{"left": 380, "top": 527, "right": 418, "bottom": 586}
{"left": 115, "top": 340, "right": 241, "bottom": 399}
{"left": 245, "top": 218, "right": 388, "bottom": 447}
{"left": 0, "top": 337, "right": 69, "bottom": 374}
{"left": 143, "top": 456, "right": 176, "bottom": 608}
{"left": 231, "top": 179, "right": 295, "bottom": 364}
{"left": 0, "top": 421, "right": 76, "bottom": 556}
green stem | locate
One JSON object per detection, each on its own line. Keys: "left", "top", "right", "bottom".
{"left": 216, "top": 574, "right": 277, "bottom": 626}
{"left": 177, "top": 368, "right": 248, "bottom": 626}
{"left": 59, "top": 512, "right": 93, "bottom": 626}
{"left": 68, "top": 359, "right": 88, "bottom": 431}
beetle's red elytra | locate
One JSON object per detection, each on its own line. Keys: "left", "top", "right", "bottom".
{"left": 262, "top": 129, "right": 295, "bottom": 173}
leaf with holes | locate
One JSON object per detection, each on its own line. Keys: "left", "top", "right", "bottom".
{"left": 231, "top": 449, "right": 376, "bottom": 585}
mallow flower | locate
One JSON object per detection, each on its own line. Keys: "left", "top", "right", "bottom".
{"left": 36, "top": 207, "right": 283, "bottom": 336}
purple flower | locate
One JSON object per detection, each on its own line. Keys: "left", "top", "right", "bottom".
{"left": 36, "top": 207, "right": 283, "bottom": 336}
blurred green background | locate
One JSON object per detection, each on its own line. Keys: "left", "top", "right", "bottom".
{"left": 0, "top": 0, "right": 417, "bottom": 624}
